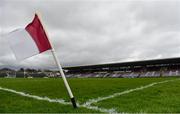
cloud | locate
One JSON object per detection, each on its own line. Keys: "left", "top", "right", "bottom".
{"left": 0, "top": 0, "right": 180, "bottom": 69}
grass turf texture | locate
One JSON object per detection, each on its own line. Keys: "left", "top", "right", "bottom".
{"left": 0, "top": 77, "right": 180, "bottom": 113}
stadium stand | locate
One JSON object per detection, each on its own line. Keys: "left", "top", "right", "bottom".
{"left": 1, "top": 57, "right": 180, "bottom": 78}
{"left": 64, "top": 57, "right": 180, "bottom": 78}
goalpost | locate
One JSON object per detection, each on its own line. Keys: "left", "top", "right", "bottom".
{"left": 5, "top": 71, "right": 16, "bottom": 78}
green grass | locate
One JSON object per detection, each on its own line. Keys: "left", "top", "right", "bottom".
{"left": 94, "top": 78, "right": 180, "bottom": 113}
{"left": 0, "top": 77, "right": 180, "bottom": 113}
{"left": 0, "top": 91, "right": 96, "bottom": 113}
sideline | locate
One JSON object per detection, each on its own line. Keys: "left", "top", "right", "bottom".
{"left": 83, "top": 78, "right": 180, "bottom": 106}
{"left": 0, "top": 86, "right": 71, "bottom": 105}
{"left": 0, "top": 86, "right": 117, "bottom": 113}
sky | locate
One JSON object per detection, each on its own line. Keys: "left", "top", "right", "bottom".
{"left": 0, "top": 0, "right": 180, "bottom": 69}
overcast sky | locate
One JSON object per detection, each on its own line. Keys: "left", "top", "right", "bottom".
{"left": 0, "top": 0, "right": 180, "bottom": 69}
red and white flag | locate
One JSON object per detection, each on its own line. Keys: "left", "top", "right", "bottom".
{"left": 7, "top": 14, "right": 52, "bottom": 60}
{"left": 6, "top": 14, "right": 77, "bottom": 107}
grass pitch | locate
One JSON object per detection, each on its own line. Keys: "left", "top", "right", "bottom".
{"left": 0, "top": 77, "right": 180, "bottom": 113}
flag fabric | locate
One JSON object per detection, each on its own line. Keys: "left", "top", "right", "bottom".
{"left": 7, "top": 14, "right": 52, "bottom": 60}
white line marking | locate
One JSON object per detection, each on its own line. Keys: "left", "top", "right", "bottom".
{"left": 0, "top": 86, "right": 116, "bottom": 113}
{"left": 81, "top": 104, "right": 117, "bottom": 113}
{"left": 0, "top": 86, "right": 71, "bottom": 105}
{"left": 83, "top": 78, "right": 180, "bottom": 106}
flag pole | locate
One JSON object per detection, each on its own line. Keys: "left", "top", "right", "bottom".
{"left": 35, "top": 12, "right": 77, "bottom": 108}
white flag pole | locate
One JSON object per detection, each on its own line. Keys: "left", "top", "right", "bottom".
{"left": 36, "top": 12, "right": 77, "bottom": 108}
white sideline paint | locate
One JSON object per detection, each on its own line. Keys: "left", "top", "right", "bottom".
{"left": 83, "top": 78, "right": 180, "bottom": 106}
{"left": 0, "top": 86, "right": 71, "bottom": 105}
{"left": 82, "top": 105, "right": 117, "bottom": 113}
{"left": 0, "top": 86, "right": 116, "bottom": 113}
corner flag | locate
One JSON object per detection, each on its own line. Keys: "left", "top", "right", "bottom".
{"left": 6, "top": 13, "right": 77, "bottom": 108}
{"left": 7, "top": 14, "right": 52, "bottom": 60}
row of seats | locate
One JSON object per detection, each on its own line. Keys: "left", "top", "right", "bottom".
{"left": 66, "top": 70, "right": 180, "bottom": 78}
{"left": 1, "top": 70, "right": 180, "bottom": 78}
